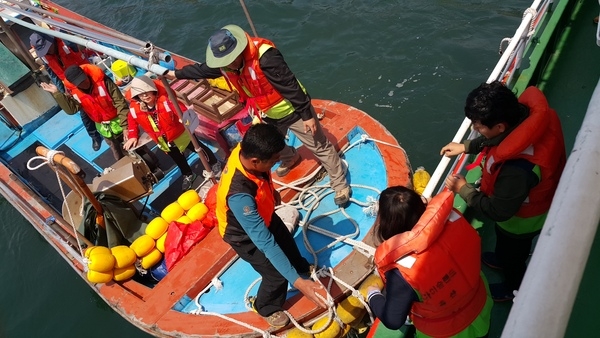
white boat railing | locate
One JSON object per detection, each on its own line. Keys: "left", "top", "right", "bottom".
{"left": 422, "top": 0, "right": 550, "bottom": 198}
{"left": 0, "top": 10, "right": 169, "bottom": 76}
{"left": 503, "top": 77, "right": 600, "bottom": 338}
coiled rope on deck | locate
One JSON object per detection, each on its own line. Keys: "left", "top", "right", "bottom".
{"left": 189, "top": 135, "right": 408, "bottom": 334}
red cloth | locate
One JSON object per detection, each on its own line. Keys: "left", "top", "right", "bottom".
{"left": 164, "top": 220, "right": 212, "bottom": 271}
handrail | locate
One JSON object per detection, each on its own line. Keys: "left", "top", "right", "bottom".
{"left": 0, "top": 11, "right": 169, "bottom": 75}
{"left": 502, "top": 78, "right": 600, "bottom": 338}
{"left": 421, "top": 0, "right": 548, "bottom": 198}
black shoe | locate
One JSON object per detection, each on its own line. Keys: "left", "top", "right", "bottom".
{"left": 181, "top": 173, "right": 197, "bottom": 191}
{"left": 489, "top": 282, "right": 515, "bottom": 302}
{"left": 482, "top": 252, "right": 503, "bottom": 270}
{"left": 92, "top": 137, "right": 102, "bottom": 151}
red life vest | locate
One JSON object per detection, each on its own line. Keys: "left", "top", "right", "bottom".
{"left": 64, "top": 64, "right": 117, "bottom": 123}
{"left": 42, "top": 39, "right": 87, "bottom": 80}
{"left": 221, "top": 34, "right": 286, "bottom": 112}
{"left": 374, "top": 191, "right": 487, "bottom": 337}
{"left": 216, "top": 144, "right": 276, "bottom": 238}
{"left": 126, "top": 79, "right": 187, "bottom": 143}
{"left": 479, "top": 86, "right": 566, "bottom": 218}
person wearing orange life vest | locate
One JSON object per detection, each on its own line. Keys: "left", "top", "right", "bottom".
{"left": 41, "top": 64, "right": 129, "bottom": 161}
{"left": 30, "top": 32, "right": 103, "bottom": 151}
{"left": 168, "top": 24, "right": 351, "bottom": 207}
{"left": 441, "top": 81, "right": 566, "bottom": 301}
{"left": 367, "top": 187, "right": 492, "bottom": 338}
{"left": 216, "top": 123, "right": 326, "bottom": 328}
{"left": 123, "top": 75, "right": 220, "bottom": 191}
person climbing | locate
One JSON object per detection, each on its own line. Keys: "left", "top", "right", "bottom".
{"left": 168, "top": 24, "right": 351, "bottom": 206}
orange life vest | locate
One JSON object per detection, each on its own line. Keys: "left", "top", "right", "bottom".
{"left": 374, "top": 191, "right": 487, "bottom": 337}
{"left": 479, "top": 86, "right": 566, "bottom": 218}
{"left": 216, "top": 144, "right": 276, "bottom": 238}
{"left": 42, "top": 39, "right": 87, "bottom": 80}
{"left": 126, "top": 79, "right": 187, "bottom": 143}
{"left": 64, "top": 64, "right": 117, "bottom": 123}
{"left": 221, "top": 34, "right": 285, "bottom": 112}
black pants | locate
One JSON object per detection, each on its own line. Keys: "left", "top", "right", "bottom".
{"left": 227, "top": 214, "right": 310, "bottom": 317}
{"left": 81, "top": 112, "right": 101, "bottom": 140}
{"left": 494, "top": 224, "right": 536, "bottom": 291}
{"left": 167, "top": 136, "right": 218, "bottom": 176}
{"left": 105, "top": 133, "right": 125, "bottom": 161}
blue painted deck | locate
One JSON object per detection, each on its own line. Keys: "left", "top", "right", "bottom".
{"left": 181, "top": 128, "right": 387, "bottom": 314}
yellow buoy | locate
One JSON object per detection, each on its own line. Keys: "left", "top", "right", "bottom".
{"left": 161, "top": 202, "right": 185, "bottom": 223}
{"left": 84, "top": 245, "right": 110, "bottom": 258}
{"left": 177, "top": 190, "right": 202, "bottom": 211}
{"left": 176, "top": 215, "right": 192, "bottom": 225}
{"left": 110, "top": 245, "right": 137, "bottom": 269}
{"left": 312, "top": 317, "right": 341, "bottom": 338}
{"left": 186, "top": 202, "right": 209, "bottom": 222}
{"left": 87, "top": 251, "right": 116, "bottom": 272}
{"left": 130, "top": 234, "right": 156, "bottom": 257}
{"left": 140, "top": 248, "right": 163, "bottom": 269}
{"left": 87, "top": 269, "right": 113, "bottom": 284}
{"left": 286, "top": 327, "right": 314, "bottom": 338}
{"left": 336, "top": 298, "right": 367, "bottom": 324}
{"left": 345, "top": 295, "right": 365, "bottom": 309}
{"left": 358, "top": 274, "right": 384, "bottom": 299}
{"left": 113, "top": 265, "right": 137, "bottom": 282}
{"left": 156, "top": 232, "right": 167, "bottom": 253}
{"left": 337, "top": 324, "right": 352, "bottom": 338}
{"left": 412, "top": 166, "right": 431, "bottom": 196}
{"left": 145, "top": 217, "right": 169, "bottom": 239}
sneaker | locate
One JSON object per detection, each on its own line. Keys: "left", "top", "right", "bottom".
{"left": 264, "top": 311, "right": 290, "bottom": 328}
{"left": 489, "top": 282, "right": 515, "bottom": 302}
{"left": 92, "top": 137, "right": 102, "bottom": 151}
{"left": 181, "top": 173, "right": 197, "bottom": 191}
{"left": 248, "top": 297, "right": 290, "bottom": 327}
{"left": 333, "top": 186, "right": 352, "bottom": 206}
{"left": 482, "top": 252, "right": 503, "bottom": 270}
{"left": 275, "top": 151, "right": 301, "bottom": 177}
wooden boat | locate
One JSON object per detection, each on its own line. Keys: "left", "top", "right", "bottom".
{"left": 0, "top": 1, "right": 412, "bottom": 337}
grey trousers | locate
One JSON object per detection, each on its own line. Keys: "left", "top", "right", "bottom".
{"left": 271, "top": 109, "right": 348, "bottom": 192}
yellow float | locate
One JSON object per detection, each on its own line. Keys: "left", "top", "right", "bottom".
{"left": 130, "top": 234, "right": 156, "bottom": 257}
{"left": 312, "top": 317, "right": 341, "bottom": 338}
{"left": 113, "top": 265, "right": 137, "bottom": 282}
{"left": 186, "top": 202, "right": 209, "bottom": 222}
{"left": 87, "top": 251, "right": 116, "bottom": 272}
{"left": 140, "top": 248, "right": 163, "bottom": 269}
{"left": 161, "top": 202, "right": 185, "bottom": 223}
{"left": 177, "top": 190, "right": 202, "bottom": 210}
{"left": 146, "top": 217, "right": 169, "bottom": 239}
{"left": 110, "top": 245, "right": 137, "bottom": 269}
{"left": 156, "top": 232, "right": 167, "bottom": 253}
{"left": 87, "top": 269, "right": 113, "bottom": 284}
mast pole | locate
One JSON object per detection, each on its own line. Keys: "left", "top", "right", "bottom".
{"left": 239, "top": 0, "right": 258, "bottom": 37}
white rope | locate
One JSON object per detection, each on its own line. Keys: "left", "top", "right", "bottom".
{"left": 27, "top": 150, "right": 87, "bottom": 263}
{"left": 190, "top": 134, "right": 403, "bottom": 332}
{"left": 523, "top": 7, "right": 538, "bottom": 37}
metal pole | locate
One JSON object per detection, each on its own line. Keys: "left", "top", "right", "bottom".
{"left": 0, "top": 18, "right": 39, "bottom": 71}
{"left": 239, "top": 0, "right": 258, "bottom": 37}
{"left": 159, "top": 76, "right": 217, "bottom": 185}
{"left": 0, "top": 12, "right": 169, "bottom": 75}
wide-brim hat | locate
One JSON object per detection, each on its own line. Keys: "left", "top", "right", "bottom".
{"left": 30, "top": 32, "right": 54, "bottom": 58}
{"left": 205, "top": 24, "right": 248, "bottom": 68}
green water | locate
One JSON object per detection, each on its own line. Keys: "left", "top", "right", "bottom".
{"left": 0, "top": 0, "right": 527, "bottom": 337}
